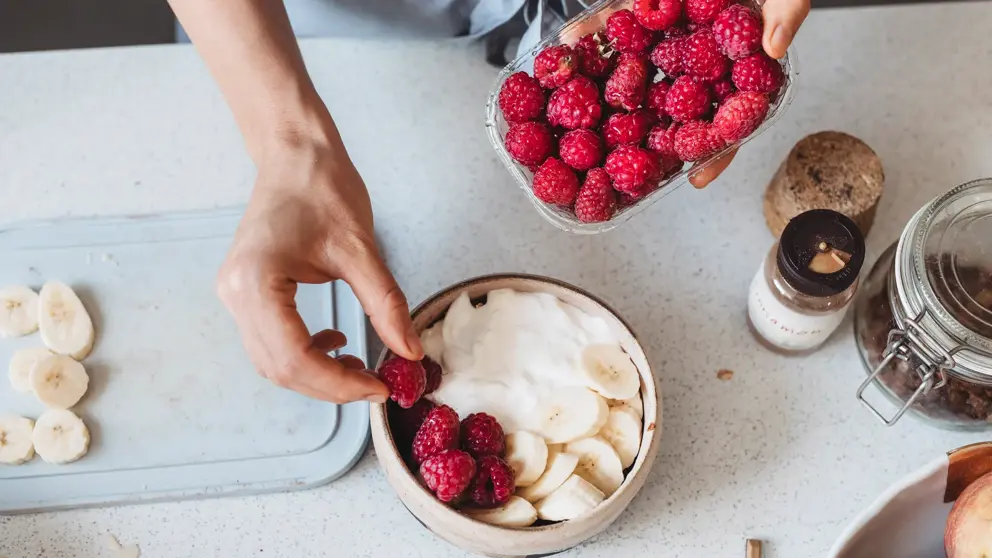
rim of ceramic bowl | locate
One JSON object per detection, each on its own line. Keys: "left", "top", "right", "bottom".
{"left": 370, "top": 273, "right": 661, "bottom": 539}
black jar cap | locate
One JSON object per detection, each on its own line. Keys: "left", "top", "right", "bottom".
{"left": 777, "top": 209, "right": 866, "bottom": 297}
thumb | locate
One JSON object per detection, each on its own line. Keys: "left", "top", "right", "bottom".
{"left": 342, "top": 249, "right": 423, "bottom": 362}
{"left": 762, "top": 0, "right": 810, "bottom": 59}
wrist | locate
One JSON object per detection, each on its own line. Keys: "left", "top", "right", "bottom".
{"left": 245, "top": 87, "right": 345, "bottom": 163}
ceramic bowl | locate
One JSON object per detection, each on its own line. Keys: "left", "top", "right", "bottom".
{"left": 829, "top": 441, "right": 992, "bottom": 557}
{"left": 370, "top": 274, "right": 662, "bottom": 557}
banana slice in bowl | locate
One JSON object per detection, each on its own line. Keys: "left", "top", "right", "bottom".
{"left": 38, "top": 281, "right": 95, "bottom": 361}
{"left": 32, "top": 409, "right": 90, "bottom": 464}
{"left": 0, "top": 415, "right": 36, "bottom": 465}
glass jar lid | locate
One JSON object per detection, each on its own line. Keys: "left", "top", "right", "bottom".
{"left": 895, "top": 178, "right": 992, "bottom": 378}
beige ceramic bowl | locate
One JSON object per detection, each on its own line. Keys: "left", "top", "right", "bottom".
{"left": 370, "top": 274, "right": 662, "bottom": 557}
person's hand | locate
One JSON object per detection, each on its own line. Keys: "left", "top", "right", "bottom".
{"left": 688, "top": 0, "right": 810, "bottom": 188}
{"left": 216, "top": 133, "right": 423, "bottom": 404}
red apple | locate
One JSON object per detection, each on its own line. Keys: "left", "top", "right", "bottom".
{"left": 946, "top": 471, "right": 992, "bottom": 557}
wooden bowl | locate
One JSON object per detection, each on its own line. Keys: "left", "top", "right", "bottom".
{"left": 829, "top": 442, "right": 992, "bottom": 557}
{"left": 370, "top": 274, "right": 662, "bottom": 557}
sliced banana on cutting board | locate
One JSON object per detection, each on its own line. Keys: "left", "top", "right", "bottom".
{"left": 608, "top": 393, "right": 643, "bottom": 419}
{"left": 598, "top": 407, "right": 642, "bottom": 469}
{"left": 565, "top": 436, "right": 625, "bottom": 497}
{"left": 38, "top": 281, "right": 95, "bottom": 360}
{"left": 0, "top": 415, "right": 36, "bottom": 465}
{"left": 517, "top": 450, "right": 580, "bottom": 503}
{"left": 505, "top": 431, "right": 548, "bottom": 487}
{"left": 534, "top": 387, "right": 609, "bottom": 444}
{"left": 580, "top": 344, "right": 641, "bottom": 400}
{"left": 32, "top": 409, "right": 90, "bottom": 464}
{"left": 8, "top": 346, "right": 54, "bottom": 393}
{"left": 0, "top": 286, "right": 40, "bottom": 338}
{"left": 31, "top": 354, "right": 89, "bottom": 409}
{"left": 534, "top": 474, "right": 605, "bottom": 522}
{"left": 463, "top": 496, "right": 538, "bottom": 528}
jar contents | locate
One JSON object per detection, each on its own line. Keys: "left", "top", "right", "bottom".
{"left": 748, "top": 209, "right": 866, "bottom": 353}
{"left": 858, "top": 250, "right": 992, "bottom": 424}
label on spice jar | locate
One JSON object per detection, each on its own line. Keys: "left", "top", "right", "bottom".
{"left": 747, "top": 268, "right": 848, "bottom": 351}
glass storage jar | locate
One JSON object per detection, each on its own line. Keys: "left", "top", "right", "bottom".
{"left": 854, "top": 178, "right": 992, "bottom": 429}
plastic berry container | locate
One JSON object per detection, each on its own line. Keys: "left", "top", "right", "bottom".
{"left": 484, "top": 0, "right": 799, "bottom": 234}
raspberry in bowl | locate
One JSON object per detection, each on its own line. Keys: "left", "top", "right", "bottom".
{"left": 370, "top": 274, "right": 661, "bottom": 556}
{"left": 484, "top": 0, "right": 797, "bottom": 234}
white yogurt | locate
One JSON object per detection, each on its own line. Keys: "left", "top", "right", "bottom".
{"left": 422, "top": 289, "right": 622, "bottom": 433}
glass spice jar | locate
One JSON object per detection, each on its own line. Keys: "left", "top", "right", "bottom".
{"left": 854, "top": 178, "right": 992, "bottom": 429}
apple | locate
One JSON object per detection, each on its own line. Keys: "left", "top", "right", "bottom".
{"left": 946, "top": 471, "right": 992, "bottom": 557}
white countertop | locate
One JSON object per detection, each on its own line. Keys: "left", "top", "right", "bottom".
{"left": 2, "top": 2, "right": 992, "bottom": 556}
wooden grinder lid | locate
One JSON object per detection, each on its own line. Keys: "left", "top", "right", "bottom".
{"left": 764, "top": 131, "right": 884, "bottom": 238}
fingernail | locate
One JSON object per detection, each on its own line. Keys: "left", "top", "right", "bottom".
{"left": 406, "top": 326, "right": 423, "bottom": 357}
{"left": 770, "top": 25, "right": 791, "bottom": 57}
{"left": 366, "top": 393, "right": 388, "bottom": 404}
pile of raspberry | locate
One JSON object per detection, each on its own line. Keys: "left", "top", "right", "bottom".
{"left": 380, "top": 356, "right": 515, "bottom": 507}
{"left": 497, "top": 0, "right": 785, "bottom": 224}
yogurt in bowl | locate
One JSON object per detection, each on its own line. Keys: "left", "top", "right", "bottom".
{"left": 369, "top": 274, "right": 661, "bottom": 557}
{"left": 424, "top": 289, "right": 640, "bottom": 439}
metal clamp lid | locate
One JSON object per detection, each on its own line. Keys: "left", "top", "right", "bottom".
{"left": 857, "top": 308, "right": 959, "bottom": 426}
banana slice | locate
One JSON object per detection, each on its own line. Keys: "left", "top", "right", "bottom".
{"left": 534, "top": 387, "right": 609, "bottom": 444}
{"left": 38, "top": 281, "right": 95, "bottom": 360}
{"left": 463, "top": 496, "right": 538, "bottom": 528}
{"left": 565, "top": 436, "right": 625, "bottom": 497}
{"left": 534, "top": 474, "right": 605, "bottom": 522}
{"left": 8, "top": 347, "right": 54, "bottom": 393}
{"left": 517, "top": 451, "right": 580, "bottom": 503}
{"left": 608, "top": 393, "right": 643, "bottom": 419}
{"left": 598, "top": 407, "right": 642, "bottom": 469}
{"left": 505, "top": 431, "right": 548, "bottom": 487}
{"left": 32, "top": 409, "right": 90, "bottom": 464}
{"left": 0, "top": 415, "right": 36, "bottom": 465}
{"left": 0, "top": 286, "right": 40, "bottom": 338}
{"left": 579, "top": 344, "right": 641, "bottom": 400}
{"left": 31, "top": 354, "right": 89, "bottom": 409}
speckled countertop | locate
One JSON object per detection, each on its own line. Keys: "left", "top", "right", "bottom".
{"left": 2, "top": 3, "right": 992, "bottom": 557}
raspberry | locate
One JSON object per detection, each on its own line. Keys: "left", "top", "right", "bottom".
{"left": 603, "top": 110, "right": 655, "bottom": 148}
{"left": 575, "top": 33, "right": 615, "bottom": 79}
{"left": 686, "top": 0, "right": 730, "bottom": 24}
{"left": 504, "top": 121, "right": 553, "bottom": 167}
{"left": 412, "top": 404, "right": 460, "bottom": 464}
{"left": 497, "top": 72, "right": 545, "bottom": 124}
{"left": 605, "top": 145, "right": 660, "bottom": 192}
{"left": 683, "top": 29, "right": 729, "bottom": 81}
{"left": 532, "top": 158, "right": 580, "bottom": 205}
{"left": 604, "top": 54, "right": 649, "bottom": 111}
{"left": 666, "top": 25, "right": 690, "bottom": 39}
{"left": 646, "top": 122, "right": 682, "bottom": 173}
{"left": 632, "top": 0, "right": 682, "bottom": 31}
{"left": 605, "top": 9, "right": 656, "bottom": 54}
{"left": 378, "top": 357, "right": 426, "bottom": 409}
{"left": 389, "top": 398, "right": 435, "bottom": 452}
{"left": 712, "top": 5, "right": 763, "bottom": 59}
{"left": 421, "top": 449, "right": 476, "bottom": 503}
{"left": 460, "top": 413, "right": 506, "bottom": 457}
{"left": 547, "top": 76, "right": 602, "bottom": 130}
{"left": 732, "top": 53, "right": 785, "bottom": 94}
{"left": 713, "top": 90, "right": 770, "bottom": 142}
{"left": 650, "top": 36, "right": 687, "bottom": 78}
{"left": 559, "top": 129, "right": 603, "bottom": 171}
{"left": 712, "top": 76, "right": 736, "bottom": 102}
{"left": 574, "top": 168, "right": 618, "bottom": 223}
{"left": 534, "top": 45, "right": 578, "bottom": 89}
{"left": 664, "top": 76, "right": 712, "bottom": 122}
{"left": 674, "top": 120, "right": 727, "bottom": 161}
{"left": 644, "top": 80, "right": 672, "bottom": 120}
{"left": 469, "top": 455, "right": 516, "bottom": 508}
{"left": 422, "top": 356, "right": 443, "bottom": 395}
